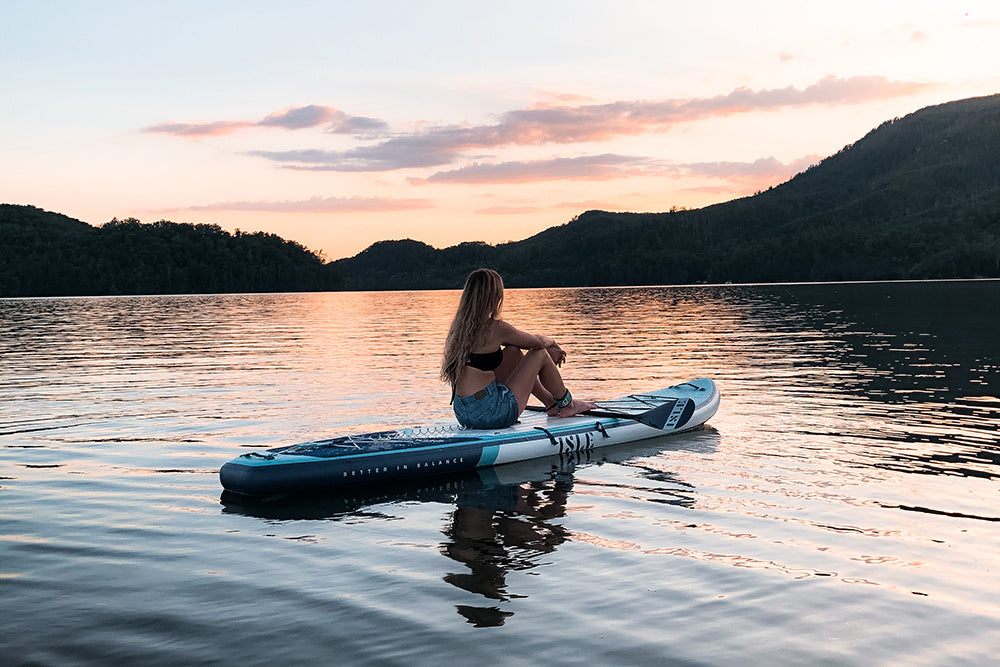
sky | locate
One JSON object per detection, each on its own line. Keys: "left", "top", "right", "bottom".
{"left": 2, "top": 2, "right": 998, "bottom": 260}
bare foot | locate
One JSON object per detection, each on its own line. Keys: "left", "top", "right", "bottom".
{"left": 558, "top": 399, "right": 597, "bottom": 418}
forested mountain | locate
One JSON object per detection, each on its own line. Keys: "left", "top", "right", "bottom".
{"left": 1, "top": 208, "right": 341, "bottom": 296}
{"left": 2, "top": 94, "right": 998, "bottom": 296}
{"left": 334, "top": 94, "right": 1000, "bottom": 289}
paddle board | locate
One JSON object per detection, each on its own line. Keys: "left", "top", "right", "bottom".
{"left": 219, "top": 378, "right": 719, "bottom": 496}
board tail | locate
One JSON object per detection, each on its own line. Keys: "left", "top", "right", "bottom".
{"left": 633, "top": 398, "right": 694, "bottom": 430}
{"left": 579, "top": 397, "right": 695, "bottom": 431}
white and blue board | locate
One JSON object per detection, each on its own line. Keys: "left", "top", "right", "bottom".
{"left": 219, "top": 378, "right": 720, "bottom": 496}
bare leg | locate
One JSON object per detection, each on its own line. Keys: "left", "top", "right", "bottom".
{"left": 502, "top": 348, "right": 596, "bottom": 417}
{"left": 496, "top": 346, "right": 554, "bottom": 409}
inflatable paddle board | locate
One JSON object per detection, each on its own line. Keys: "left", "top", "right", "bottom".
{"left": 219, "top": 378, "right": 719, "bottom": 496}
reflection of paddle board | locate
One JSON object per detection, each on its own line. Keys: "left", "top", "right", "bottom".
{"left": 219, "top": 378, "right": 720, "bottom": 496}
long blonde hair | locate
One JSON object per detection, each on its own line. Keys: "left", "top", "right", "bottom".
{"left": 441, "top": 268, "right": 504, "bottom": 386}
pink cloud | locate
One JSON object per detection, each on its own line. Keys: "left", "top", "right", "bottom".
{"left": 144, "top": 120, "right": 255, "bottom": 137}
{"left": 412, "top": 154, "right": 663, "bottom": 185}
{"left": 186, "top": 195, "right": 433, "bottom": 213}
{"left": 409, "top": 154, "right": 817, "bottom": 187}
{"left": 671, "top": 155, "right": 820, "bottom": 195}
{"left": 144, "top": 105, "right": 387, "bottom": 138}
{"left": 258, "top": 105, "right": 340, "bottom": 129}
{"left": 528, "top": 91, "right": 600, "bottom": 109}
{"left": 252, "top": 75, "right": 933, "bottom": 171}
{"left": 150, "top": 75, "right": 931, "bottom": 146}
{"left": 680, "top": 155, "right": 820, "bottom": 183}
{"left": 681, "top": 76, "right": 932, "bottom": 117}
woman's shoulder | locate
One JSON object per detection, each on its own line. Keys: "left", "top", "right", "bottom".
{"left": 491, "top": 318, "right": 518, "bottom": 335}
{"left": 492, "top": 318, "right": 540, "bottom": 347}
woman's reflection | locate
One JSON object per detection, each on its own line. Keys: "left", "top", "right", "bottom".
{"left": 440, "top": 471, "right": 573, "bottom": 627}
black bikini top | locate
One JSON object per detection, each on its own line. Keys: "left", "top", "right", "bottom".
{"left": 467, "top": 347, "right": 503, "bottom": 372}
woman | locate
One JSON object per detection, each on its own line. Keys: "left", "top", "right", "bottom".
{"left": 441, "top": 268, "right": 596, "bottom": 429}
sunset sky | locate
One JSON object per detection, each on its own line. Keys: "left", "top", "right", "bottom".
{"left": 2, "top": 1, "right": 998, "bottom": 260}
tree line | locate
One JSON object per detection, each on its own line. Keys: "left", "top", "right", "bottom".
{"left": 1, "top": 208, "right": 341, "bottom": 297}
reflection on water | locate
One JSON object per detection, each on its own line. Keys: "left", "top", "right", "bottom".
{"left": 220, "top": 435, "right": 713, "bottom": 628}
{"left": 2, "top": 281, "right": 999, "bottom": 665}
{"left": 443, "top": 475, "right": 570, "bottom": 627}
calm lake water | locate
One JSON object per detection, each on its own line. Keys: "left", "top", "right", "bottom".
{"left": 2, "top": 281, "right": 998, "bottom": 666}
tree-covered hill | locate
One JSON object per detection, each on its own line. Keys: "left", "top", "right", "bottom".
{"left": 334, "top": 94, "right": 1000, "bottom": 289}
{"left": 0, "top": 207, "right": 341, "bottom": 296}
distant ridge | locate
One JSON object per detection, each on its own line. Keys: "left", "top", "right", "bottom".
{"left": 2, "top": 95, "right": 998, "bottom": 296}
{"left": 333, "top": 94, "right": 1000, "bottom": 289}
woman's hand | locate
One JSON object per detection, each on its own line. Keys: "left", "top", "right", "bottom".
{"left": 547, "top": 343, "right": 567, "bottom": 367}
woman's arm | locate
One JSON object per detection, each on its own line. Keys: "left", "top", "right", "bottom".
{"left": 494, "top": 320, "right": 555, "bottom": 350}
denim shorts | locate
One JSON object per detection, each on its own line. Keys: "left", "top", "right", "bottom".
{"left": 453, "top": 381, "right": 519, "bottom": 430}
